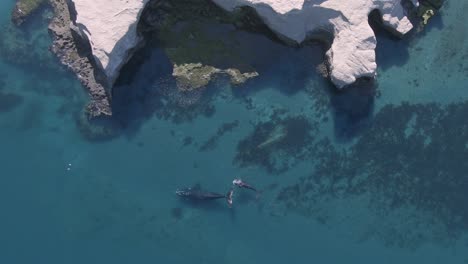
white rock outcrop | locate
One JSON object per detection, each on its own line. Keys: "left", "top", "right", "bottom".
{"left": 211, "top": 0, "right": 414, "bottom": 87}
{"left": 70, "top": 0, "right": 415, "bottom": 88}
{"left": 71, "top": 0, "right": 149, "bottom": 85}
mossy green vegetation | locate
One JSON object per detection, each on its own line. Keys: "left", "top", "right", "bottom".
{"left": 417, "top": 0, "right": 445, "bottom": 26}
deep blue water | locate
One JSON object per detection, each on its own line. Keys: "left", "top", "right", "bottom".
{"left": 1, "top": 1, "right": 468, "bottom": 263}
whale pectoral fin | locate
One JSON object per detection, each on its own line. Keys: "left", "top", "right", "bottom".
{"left": 226, "top": 189, "right": 234, "bottom": 208}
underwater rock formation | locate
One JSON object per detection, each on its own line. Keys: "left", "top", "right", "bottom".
{"left": 12, "top": 0, "right": 47, "bottom": 25}
{"left": 275, "top": 102, "right": 468, "bottom": 248}
{"left": 417, "top": 0, "right": 445, "bottom": 26}
{"left": 235, "top": 113, "right": 318, "bottom": 174}
{"left": 199, "top": 120, "right": 239, "bottom": 151}
{"left": 1, "top": 5, "right": 66, "bottom": 74}
{"left": 172, "top": 63, "right": 258, "bottom": 91}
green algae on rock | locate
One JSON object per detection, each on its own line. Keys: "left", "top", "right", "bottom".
{"left": 172, "top": 63, "right": 221, "bottom": 91}
{"left": 417, "top": 0, "right": 445, "bottom": 26}
{"left": 172, "top": 63, "right": 258, "bottom": 91}
{"left": 11, "top": 0, "right": 48, "bottom": 25}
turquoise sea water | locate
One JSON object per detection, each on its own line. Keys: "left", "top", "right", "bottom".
{"left": 1, "top": 1, "right": 468, "bottom": 263}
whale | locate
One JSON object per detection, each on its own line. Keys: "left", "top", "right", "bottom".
{"left": 176, "top": 187, "right": 226, "bottom": 200}
{"left": 176, "top": 186, "right": 234, "bottom": 207}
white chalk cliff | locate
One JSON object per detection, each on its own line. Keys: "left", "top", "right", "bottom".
{"left": 70, "top": 0, "right": 416, "bottom": 88}
{"left": 72, "top": 0, "right": 149, "bottom": 85}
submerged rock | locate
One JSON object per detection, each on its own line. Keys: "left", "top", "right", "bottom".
{"left": 0, "top": 20, "right": 59, "bottom": 72}
{"left": 11, "top": 0, "right": 47, "bottom": 25}
{"left": 199, "top": 120, "right": 239, "bottom": 151}
{"left": 417, "top": 0, "right": 445, "bottom": 26}
{"left": 172, "top": 63, "right": 258, "bottom": 91}
{"left": 172, "top": 63, "right": 221, "bottom": 91}
{"left": 256, "top": 124, "right": 287, "bottom": 149}
{"left": 76, "top": 112, "right": 120, "bottom": 141}
{"left": 276, "top": 102, "right": 468, "bottom": 248}
{"left": 235, "top": 113, "right": 317, "bottom": 174}
{"left": 224, "top": 69, "right": 259, "bottom": 85}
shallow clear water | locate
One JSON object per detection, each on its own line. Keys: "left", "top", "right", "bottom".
{"left": 1, "top": 1, "right": 468, "bottom": 263}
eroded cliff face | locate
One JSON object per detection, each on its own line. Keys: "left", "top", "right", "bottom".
{"left": 211, "top": 0, "right": 416, "bottom": 87}
{"left": 68, "top": 0, "right": 418, "bottom": 90}
{"left": 9, "top": 0, "right": 442, "bottom": 118}
{"left": 48, "top": 0, "right": 111, "bottom": 118}
{"left": 70, "top": 0, "right": 150, "bottom": 86}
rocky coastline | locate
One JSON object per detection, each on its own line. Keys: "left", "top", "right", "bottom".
{"left": 48, "top": 0, "right": 111, "bottom": 118}
{"left": 10, "top": 0, "right": 445, "bottom": 120}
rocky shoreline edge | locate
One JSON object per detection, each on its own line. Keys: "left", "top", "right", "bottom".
{"left": 10, "top": 0, "right": 444, "bottom": 120}
{"left": 48, "top": 0, "right": 111, "bottom": 119}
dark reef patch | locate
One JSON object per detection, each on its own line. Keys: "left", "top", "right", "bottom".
{"left": 330, "top": 79, "right": 376, "bottom": 141}
{"left": 75, "top": 114, "right": 121, "bottom": 141}
{"left": 171, "top": 207, "right": 183, "bottom": 220}
{"left": 154, "top": 81, "right": 218, "bottom": 124}
{"left": 16, "top": 100, "right": 44, "bottom": 131}
{"left": 199, "top": 120, "right": 239, "bottom": 151}
{"left": 0, "top": 6, "right": 61, "bottom": 74}
{"left": 0, "top": 72, "right": 6, "bottom": 91}
{"left": 112, "top": 43, "right": 222, "bottom": 137}
{"left": 0, "top": 91, "right": 24, "bottom": 113}
{"left": 234, "top": 110, "right": 318, "bottom": 174}
{"left": 276, "top": 101, "right": 468, "bottom": 248}
{"left": 11, "top": 0, "right": 48, "bottom": 26}
{"left": 182, "top": 136, "right": 193, "bottom": 147}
